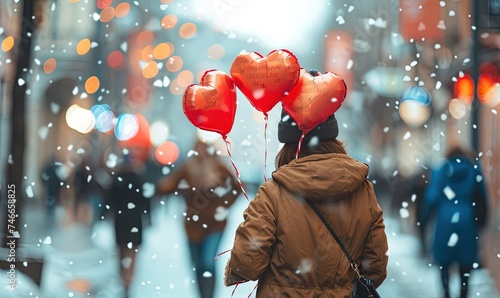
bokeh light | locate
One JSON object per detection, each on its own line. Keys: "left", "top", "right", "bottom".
{"left": 97, "top": 0, "right": 112, "bottom": 9}
{"left": 76, "top": 38, "right": 91, "bottom": 55}
{"left": 398, "top": 100, "right": 431, "bottom": 127}
{"left": 166, "top": 56, "right": 183, "bottom": 72}
{"left": 65, "top": 104, "right": 96, "bottom": 134}
{"left": 169, "top": 78, "right": 184, "bottom": 95}
{"left": 107, "top": 50, "right": 124, "bottom": 69}
{"left": 1, "top": 36, "right": 14, "bottom": 52}
{"left": 136, "top": 30, "right": 154, "bottom": 46}
{"left": 153, "top": 43, "right": 171, "bottom": 60}
{"left": 43, "top": 58, "right": 57, "bottom": 74}
{"left": 179, "top": 23, "right": 197, "bottom": 38}
{"left": 141, "top": 45, "right": 154, "bottom": 61}
{"left": 114, "top": 2, "right": 130, "bottom": 18}
{"left": 161, "top": 14, "right": 178, "bottom": 30}
{"left": 85, "top": 76, "right": 100, "bottom": 94}
{"left": 401, "top": 86, "right": 432, "bottom": 106}
{"left": 100, "top": 7, "right": 115, "bottom": 22}
{"left": 207, "top": 44, "right": 225, "bottom": 60}
{"left": 454, "top": 73, "right": 474, "bottom": 104}
{"left": 142, "top": 61, "right": 159, "bottom": 79}
{"left": 91, "top": 104, "right": 115, "bottom": 133}
{"left": 114, "top": 113, "right": 139, "bottom": 141}
{"left": 154, "top": 141, "right": 179, "bottom": 165}
{"left": 449, "top": 98, "right": 468, "bottom": 120}
{"left": 176, "top": 70, "right": 194, "bottom": 88}
{"left": 478, "top": 74, "right": 496, "bottom": 104}
{"left": 150, "top": 120, "right": 170, "bottom": 146}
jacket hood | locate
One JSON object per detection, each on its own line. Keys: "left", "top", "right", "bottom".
{"left": 271, "top": 153, "right": 369, "bottom": 201}
{"left": 444, "top": 157, "right": 475, "bottom": 182}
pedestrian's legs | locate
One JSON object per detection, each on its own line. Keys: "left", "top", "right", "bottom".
{"left": 120, "top": 246, "right": 137, "bottom": 297}
{"left": 440, "top": 265, "right": 450, "bottom": 298}
{"left": 189, "top": 232, "right": 224, "bottom": 298}
{"left": 459, "top": 266, "right": 471, "bottom": 298}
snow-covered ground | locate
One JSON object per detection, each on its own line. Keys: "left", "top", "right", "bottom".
{"left": 1, "top": 195, "right": 499, "bottom": 298}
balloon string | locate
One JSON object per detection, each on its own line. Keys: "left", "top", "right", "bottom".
{"left": 223, "top": 136, "right": 250, "bottom": 201}
{"left": 263, "top": 113, "right": 268, "bottom": 182}
{"left": 247, "top": 283, "right": 259, "bottom": 298}
{"left": 295, "top": 133, "right": 305, "bottom": 159}
{"left": 214, "top": 248, "right": 231, "bottom": 261}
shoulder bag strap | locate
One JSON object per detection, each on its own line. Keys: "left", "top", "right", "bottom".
{"left": 305, "top": 199, "right": 363, "bottom": 278}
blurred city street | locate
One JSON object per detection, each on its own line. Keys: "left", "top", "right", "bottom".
{"left": 1, "top": 0, "right": 500, "bottom": 298}
{"left": 1, "top": 193, "right": 499, "bottom": 298}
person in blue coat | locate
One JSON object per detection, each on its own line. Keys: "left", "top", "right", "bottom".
{"left": 421, "top": 146, "right": 489, "bottom": 298}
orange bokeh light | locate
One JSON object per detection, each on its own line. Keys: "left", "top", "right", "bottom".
{"left": 141, "top": 45, "right": 154, "bottom": 61}
{"left": 43, "top": 58, "right": 57, "bottom": 74}
{"left": 169, "top": 78, "right": 184, "bottom": 95}
{"left": 97, "top": 0, "right": 112, "bottom": 9}
{"left": 161, "top": 14, "right": 178, "bottom": 29}
{"left": 207, "top": 44, "right": 225, "bottom": 60}
{"left": 136, "top": 30, "right": 154, "bottom": 46}
{"left": 166, "top": 56, "right": 183, "bottom": 72}
{"left": 179, "top": 23, "right": 197, "bottom": 38}
{"left": 76, "top": 38, "right": 91, "bottom": 55}
{"left": 114, "top": 2, "right": 130, "bottom": 18}
{"left": 1, "top": 36, "right": 14, "bottom": 52}
{"left": 478, "top": 74, "right": 496, "bottom": 104}
{"left": 154, "top": 141, "right": 179, "bottom": 165}
{"left": 142, "top": 61, "right": 159, "bottom": 79}
{"left": 100, "top": 7, "right": 115, "bottom": 22}
{"left": 454, "top": 74, "right": 474, "bottom": 104}
{"left": 153, "top": 43, "right": 171, "bottom": 60}
{"left": 177, "top": 70, "right": 194, "bottom": 87}
{"left": 85, "top": 76, "right": 100, "bottom": 94}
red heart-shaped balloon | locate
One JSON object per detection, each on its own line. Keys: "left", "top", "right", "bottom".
{"left": 182, "top": 70, "right": 236, "bottom": 137}
{"left": 281, "top": 70, "right": 347, "bottom": 135}
{"left": 230, "top": 49, "right": 300, "bottom": 114}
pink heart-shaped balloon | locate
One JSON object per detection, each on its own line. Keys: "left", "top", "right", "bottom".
{"left": 281, "top": 69, "right": 347, "bottom": 135}
{"left": 230, "top": 49, "right": 300, "bottom": 114}
{"left": 182, "top": 70, "right": 236, "bottom": 137}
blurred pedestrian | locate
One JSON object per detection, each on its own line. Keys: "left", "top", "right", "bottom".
{"left": 155, "top": 140, "right": 241, "bottom": 298}
{"left": 103, "top": 147, "right": 151, "bottom": 297}
{"left": 224, "top": 70, "right": 388, "bottom": 297}
{"left": 420, "top": 145, "right": 489, "bottom": 298}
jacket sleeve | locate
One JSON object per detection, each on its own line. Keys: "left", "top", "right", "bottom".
{"left": 224, "top": 183, "right": 277, "bottom": 286}
{"left": 361, "top": 180, "right": 388, "bottom": 288}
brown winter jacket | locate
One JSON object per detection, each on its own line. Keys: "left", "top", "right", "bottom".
{"left": 224, "top": 153, "right": 388, "bottom": 297}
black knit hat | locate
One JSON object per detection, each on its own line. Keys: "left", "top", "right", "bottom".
{"left": 277, "top": 69, "right": 339, "bottom": 144}
{"left": 278, "top": 110, "right": 338, "bottom": 143}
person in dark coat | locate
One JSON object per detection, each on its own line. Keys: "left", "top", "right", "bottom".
{"left": 104, "top": 149, "right": 151, "bottom": 297}
{"left": 420, "top": 146, "right": 489, "bottom": 298}
{"left": 224, "top": 70, "right": 388, "bottom": 297}
{"left": 155, "top": 140, "right": 241, "bottom": 298}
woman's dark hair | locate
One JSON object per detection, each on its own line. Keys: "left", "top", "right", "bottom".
{"left": 275, "top": 139, "right": 347, "bottom": 168}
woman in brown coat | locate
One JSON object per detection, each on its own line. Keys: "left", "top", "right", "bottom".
{"left": 224, "top": 105, "right": 388, "bottom": 297}
{"left": 155, "top": 140, "right": 241, "bottom": 298}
